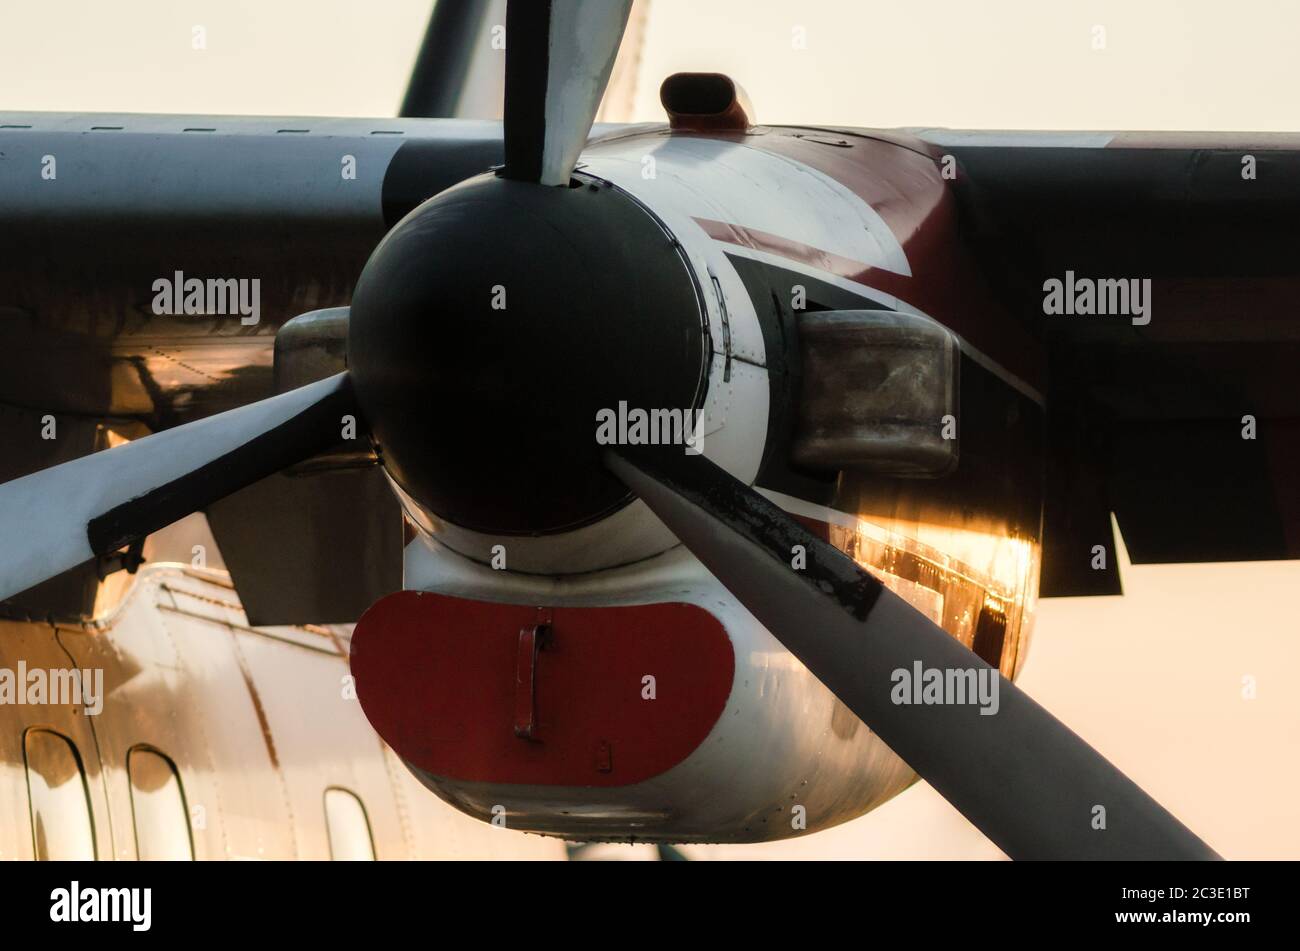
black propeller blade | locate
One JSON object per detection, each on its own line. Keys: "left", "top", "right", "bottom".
{"left": 606, "top": 446, "right": 1220, "bottom": 860}
{"left": 400, "top": 0, "right": 498, "bottom": 118}
{"left": 0, "top": 373, "right": 361, "bottom": 603}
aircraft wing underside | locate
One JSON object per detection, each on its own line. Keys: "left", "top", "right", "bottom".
{"left": 907, "top": 129, "right": 1300, "bottom": 594}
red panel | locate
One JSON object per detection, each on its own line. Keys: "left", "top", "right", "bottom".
{"left": 709, "top": 131, "right": 1046, "bottom": 392}
{"left": 350, "top": 593, "right": 735, "bottom": 787}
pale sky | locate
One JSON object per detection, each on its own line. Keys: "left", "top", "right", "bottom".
{"left": 4, "top": 0, "right": 1300, "bottom": 130}
{"left": 1, "top": 0, "right": 1296, "bottom": 859}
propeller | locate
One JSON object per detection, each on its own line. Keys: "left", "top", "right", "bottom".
{"left": 1, "top": 0, "right": 634, "bottom": 606}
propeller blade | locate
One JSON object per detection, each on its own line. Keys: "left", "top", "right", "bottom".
{"left": 400, "top": 0, "right": 498, "bottom": 118}
{"left": 502, "top": 0, "right": 633, "bottom": 185}
{"left": 606, "top": 447, "right": 1220, "bottom": 860}
{"left": 0, "top": 373, "right": 360, "bottom": 603}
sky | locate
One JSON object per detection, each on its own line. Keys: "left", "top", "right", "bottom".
{"left": 1, "top": 0, "right": 1296, "bottom": 859}
{"left": 6, "top": 0, "right": 1300, "bottom": 130}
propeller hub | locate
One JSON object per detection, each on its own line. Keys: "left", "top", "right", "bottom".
{"left": 349, "top": 172, "right": 708, "bottom": 536}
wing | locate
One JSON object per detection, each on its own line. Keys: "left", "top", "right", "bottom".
{"left": 0, "top": 109, "right": 507, "bottom": 623}
{"left": 914, "top": 129, "right": 1300, "bottom": 595}
{"left": 0, "top": 114, "right": 504, "bottom": 422}
{"left": 0, "top": 112, "right": 655, "bottom": 422}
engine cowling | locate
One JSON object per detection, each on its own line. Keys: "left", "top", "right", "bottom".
{"left": 351, "top": 547, "right": 920, "bottom": 843}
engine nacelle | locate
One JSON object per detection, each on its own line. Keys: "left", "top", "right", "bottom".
{"left": 351, "top": 544, "right": 919, "bottom": 843}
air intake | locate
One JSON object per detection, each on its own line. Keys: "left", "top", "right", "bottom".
{"left": 660, "top": 73, "right": 753, "bottom": 132}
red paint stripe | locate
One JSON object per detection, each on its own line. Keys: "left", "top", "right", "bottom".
{"left": 693, "top": 217, "right": 915, "bottom": 301}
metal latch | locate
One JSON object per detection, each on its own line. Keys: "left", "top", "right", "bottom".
{"left": 513, "top": 611, "right": 553, "bottom": 741}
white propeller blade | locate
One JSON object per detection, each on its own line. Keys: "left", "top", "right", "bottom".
{"left": 0, "top": 373, "right": 358, "bottom": 604}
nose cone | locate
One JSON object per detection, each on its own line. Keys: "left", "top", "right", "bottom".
{"left": 349, "top": 172, "right": 708, "bottom": 536}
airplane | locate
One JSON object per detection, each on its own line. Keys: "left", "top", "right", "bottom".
{"left": 1, "top": 0, "right": 1295, "bottom": 862}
